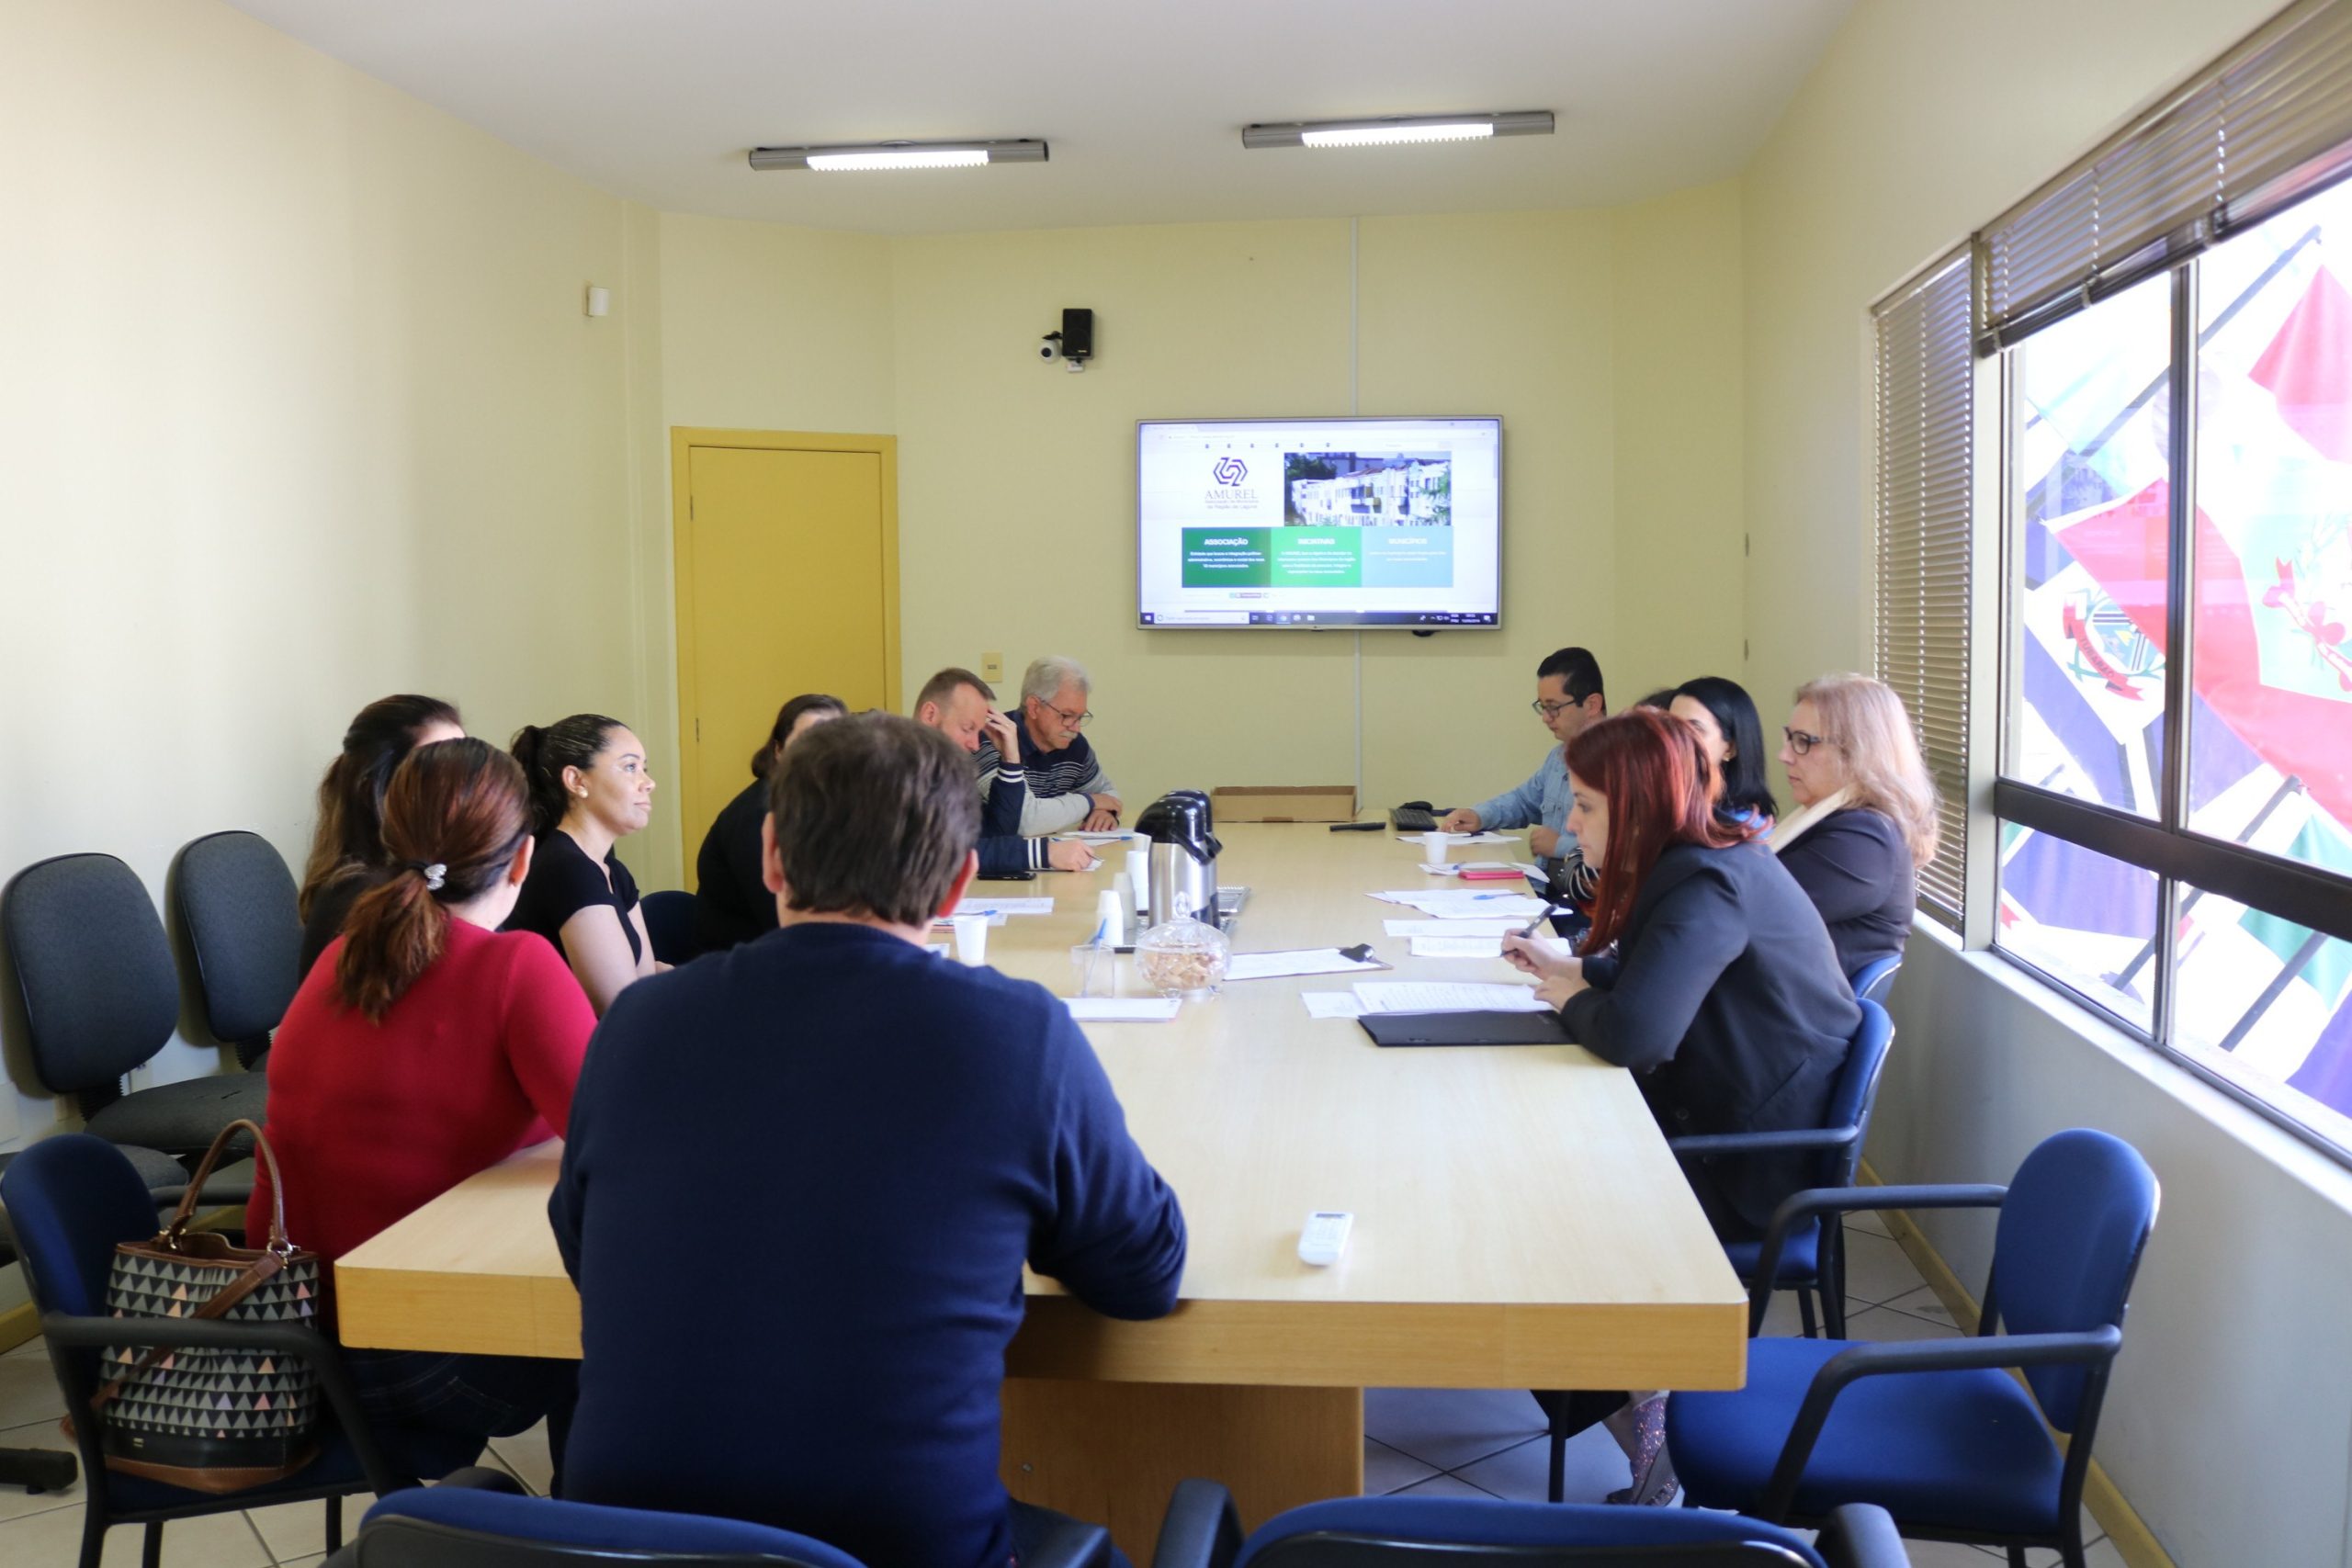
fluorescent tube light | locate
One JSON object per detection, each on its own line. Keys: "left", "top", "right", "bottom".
{"left": 748, "top": 140, "right": 1048, "bottom": 172}
{"left": 1242, "top": 112, "right": 1553, "bottom": 151}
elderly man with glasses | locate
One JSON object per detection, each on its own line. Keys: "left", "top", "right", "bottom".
{"left": 1440, "top": 647, "right": 1608, "bottom": 874}
{"left": 978, "top": 655, "right": 1124, "bottom": 834}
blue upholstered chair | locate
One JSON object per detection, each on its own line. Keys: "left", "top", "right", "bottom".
{"left": 1152, "top": 1481, "right": 1915, "bottom": 1568}
{"left": 639, "top": 888, "right": 701, "bottom": 967}
{"left": 1848, "top": 955, "right": 1902, "bottom": 1009}
{"left": 3, "top": 852, "right": 267, "bottom": 1159}
{"left": 1539, "top": 1001, "right": 1896, "bottom": 1502}
{"left": 1668, "top": 1129, "right": 2159, "bottom": 1568}
{"left": 171, "top": 829, "right": 304, "bottom": 1071}
{"left": 324, "top": 1482, "right": 1114, "bottom": 1568}
{"left": 1, "top": 1134, "right": 481, "bottom": 1568}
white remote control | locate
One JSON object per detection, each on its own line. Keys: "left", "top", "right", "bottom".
{"left": 1298, "top": 1210, "right": 1353, "bottom": 1266}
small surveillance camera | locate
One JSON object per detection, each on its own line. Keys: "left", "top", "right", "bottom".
{"left": 1038, "top": 333, "right": 1062, "bottom": 362}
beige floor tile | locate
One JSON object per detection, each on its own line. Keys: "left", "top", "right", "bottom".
{"left": 0, "top": 1352, "right": 67, "bottom": 1432}
{"left": 1839, "top": 1232, "right": 1931, "bottom": 1306}
{"left": 0, "top": 1417, "right": 84, "bottom": 1524}
{"left": 1385, "top": 1471, "right": 1500, "bottom": 1501}
{"left": 0, "top": 1498, "right": 270, "bottom": 1567}
{"left": 245, "top": 1494, "right": 376, "bottom": 1561}
{"left": 1449, "top": 1428, "right": 1628, "bottom": 1505}
{"left": 1838, "top": 1303, "right": 1964, "bottom": 1343}
{"left": 1362, "top": 1437, "right": 1439, "bottom": 1495}
{"left": 277, "top": 1556, "right": 328, "bottom": 1568}
{"left": 1876, "top": 1285, "right": 1965, "bottom": 1331}
{"left": 1885, "top": 1538, "right": 2003, "bottom": 1565}
{"left": 1845, "top": 1208, "right": 1894, "bottom": 1238}
{"left": 1362, "top": 1389, "right": 1545, "bottom": 1472}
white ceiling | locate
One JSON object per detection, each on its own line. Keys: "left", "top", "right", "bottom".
{"left": 224, "top": 0, "right": 1855, "bottom": 234}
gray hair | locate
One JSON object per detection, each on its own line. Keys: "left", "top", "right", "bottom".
{"left": 1022, "top": 655, "right": 1091, "bottom": 705}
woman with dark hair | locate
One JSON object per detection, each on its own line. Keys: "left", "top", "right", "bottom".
{"left": 298, "top": 694, "right": 464, "bottom": 976}
{"left": 1502, "top": 709, "right": 1856, "bottom": 1505}
{"left": 505, "top": 715, "right": 663, "bottom": 1013}
{"left": 1668, "top": 675, "right": 1778, "bottom": 829}
{"left": 694, "top": 693, "right": 846, "bottom": 952}
{"left": 255, "top": 739, "right": 588, "bottom": 1452}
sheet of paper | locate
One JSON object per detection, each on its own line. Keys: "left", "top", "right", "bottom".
{"left": 1396, "top": 830, "right": 1512, "bottom": 845}
{"left": 1384, "top": 918, "right": 1529, "bottom": 938}
{"left": 1226, "top": 948, "right": 1390, "bottom": 981}
{"left": 1300, "top": 990, "right": 1367, "bottom": 1020}
{"left": 1057, "top": 830, "right": 1137, "bottom": 843}
{"left": 1416, "top": 861, "right": 1542, "bottom": 878}
{"left": 1063, "top": 997, "right": 1182, "bottom": 1022}
{"left": 1409, "top": 935, "right": 1504, "bottom": 958}
{"left": 1351, "top": 981, "right": 1551, "bottom": 1014}
{"left": 1374, "top": 890, "right": 1549, "bottom": 919}
{"left": 947, "top": 896, "right": 1056, "bottom": 917}
{"left": 930, "top": 910, "right": 1007, "bottom": 928}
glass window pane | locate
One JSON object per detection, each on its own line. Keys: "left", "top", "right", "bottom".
{"left": 2005, "top": 274, "right": 2174, "bottom": 818}
{"left": 2170, "top": 876, "right": 2352, "bottom": 1151}
{"left": 1993, "top": 822, "right": 2159, "bottom": 1031}
{"left": 2189, "top": 186, "right": 2352, "bottom": 877}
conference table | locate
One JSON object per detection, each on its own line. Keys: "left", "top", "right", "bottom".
{"left": 335, "top": 821, "right": 1747, "bottom": 1553}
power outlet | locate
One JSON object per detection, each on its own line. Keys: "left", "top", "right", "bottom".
{"left": 981, "top": 651, "right": 1004, "bottom": 682}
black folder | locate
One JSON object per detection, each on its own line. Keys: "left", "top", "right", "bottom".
{"left": 1359, "top": 1010, "right": 1568, "bottom": 1047}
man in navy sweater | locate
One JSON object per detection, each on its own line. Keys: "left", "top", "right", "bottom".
{"left": 550, "top": 713, "right": 1186, "bottom": 1568}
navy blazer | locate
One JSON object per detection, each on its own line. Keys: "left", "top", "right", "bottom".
{"left": 1563, "top": 840, "right": 1860, "bottom": 1235}
{"left": 1777, "top": 807, "right": 1916, "bottom": 979}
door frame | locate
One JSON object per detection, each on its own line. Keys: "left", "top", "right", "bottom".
{"left": 670, "top": 427, "right": 901, "bottom": 872}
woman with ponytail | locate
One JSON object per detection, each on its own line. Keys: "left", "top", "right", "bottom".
{"left": 297, "top": 694, "right": 464, "bottom": 976}
{"left": 505, "top": 715, "right": 663, "bottom": 1013}
{"left": 694, "top": 692, "right": 845, "bottom": 952}
{"left": 254, "top": 739, "right": 590, "bottom": 1448}
{"left": 1503, "top": 709, "right": 1858, "bottom": 1505}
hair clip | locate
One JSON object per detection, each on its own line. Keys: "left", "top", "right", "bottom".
{"left": 419, "top": 862, "right": 447, "bottom": 892}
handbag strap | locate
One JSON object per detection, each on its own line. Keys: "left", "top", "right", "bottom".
{"left": 162, "top": 1118, "right": 290, "bottom": 1255}
{"left": 89, "top": 1247, "right": 288, "bottom": 1414}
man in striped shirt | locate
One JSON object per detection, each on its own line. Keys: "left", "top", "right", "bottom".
{"left": 976, "top": 655, "right": 1123, "bottom": 834}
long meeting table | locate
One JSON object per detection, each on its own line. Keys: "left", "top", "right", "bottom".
{"left": 334, "top": 821, "right": 1747, "bottom": 1553}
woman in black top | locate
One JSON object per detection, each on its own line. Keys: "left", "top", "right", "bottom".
{"left": 298, "top": 694, "right": 465, "bottom": 976}
{"left": 1770, "top": 673, "right": 1940, "bottom": 982}
{"left": 1504, "top": 708, "right": 1859, "bottom": 1504}
{"left": 694, "top": 693, "right": 845, "bottom": 952}
{"left": 507, "top": 715, "right": 663, "bottom": 1013}
{"left": 1668, "top": 676, "right": 1777, "bottom": 831}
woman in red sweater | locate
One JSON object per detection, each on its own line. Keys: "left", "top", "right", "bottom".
{"left": 254, "top": 737, "right": 594, "bottom": 1454}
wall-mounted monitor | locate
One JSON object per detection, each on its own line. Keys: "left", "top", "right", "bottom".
{"left": 1136, "top": 416, "right": 1502, "bottom": 629}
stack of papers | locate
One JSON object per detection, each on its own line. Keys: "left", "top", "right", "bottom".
{"left": 1302, "top": 980, "right": 1552, "bottom": 1020}
{"left": 1408, "top": 934, "right": 1505, "bottom": 958}
{"left": 1370, "top": 889, "right": 1549, "bottom": 919}
{"left": 944, "top": 896, "right": 1056, "bottom": 918}
{"left": 1383, "top": 918, "right": 1527, "bottom": 937}
{"left": 1396, "top": 830, "right": 1513, "bottom": 845}
{"left": 1415, "top": 861, "right": 1543, "bottom": 878}
{"left": 1225, "top": 948, "right": 1390, "bottom": 981}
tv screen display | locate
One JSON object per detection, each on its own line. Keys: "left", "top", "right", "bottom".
{"left": 1136, "top": 417, "right": 1501, "bottom": 629}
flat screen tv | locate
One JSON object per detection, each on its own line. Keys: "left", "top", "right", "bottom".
{"left": 1136, "top": 416, "right": 1502, "bottom": 629}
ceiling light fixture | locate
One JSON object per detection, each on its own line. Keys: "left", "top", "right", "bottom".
{"left": 748, "top": 140, "right": 1048, "bottom": 173}
{"left": 1241, "top": 112, "right": 1554, "bottom": 151}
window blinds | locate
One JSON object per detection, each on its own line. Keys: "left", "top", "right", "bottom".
{"left": 1978, "top": 0, "right": 2352, "bottom": 350}
{"left": 1873, "top": 252, "right": 1972, "bottom": 925}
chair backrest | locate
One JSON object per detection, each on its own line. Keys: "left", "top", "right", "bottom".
{"left": 1849, "top": 955, "right": 1901, "bottom": 1008}
{"left": 639, "top": 889, "right": 700, "bottom": 967}
{"left": 352, "top": 1489, "right": 869, "bottom": 1568}
{"left": 0, "top": 1134, "right": 160, "bottom": 1318}
{"left": 1238, "top": 1498, "right": 1825, "bottom": 1568}
{"left": 1991, "top": 1128, "right": 2160, "bottom": 1432}
{"left": 2, "top": 854, "right": 180, "bottom": 1095}
{"left": 1814, "top": 999, "right": 1895, "bottom": 1190}
{"left": 172, "top": 830, "right": 302, "bottom": 1047}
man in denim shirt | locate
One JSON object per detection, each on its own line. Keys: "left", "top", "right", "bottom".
{"left": 1442, "top": 647, "right": 1608, "bottom": 877}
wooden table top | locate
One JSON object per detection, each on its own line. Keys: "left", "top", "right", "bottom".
{"left": 335, "top": 821, "right": 1747, "bottom": 1391}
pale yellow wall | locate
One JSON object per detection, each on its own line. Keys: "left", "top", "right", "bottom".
{"left": 0, "top": 0, "right": 663, "bottom": 1148}
{"left": 1747, "top": 5, "right": 2352, "bottom": 1565}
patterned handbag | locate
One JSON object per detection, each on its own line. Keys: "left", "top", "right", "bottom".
{"left": 91, "top": 1118, "right": 326, "bottom": 1493}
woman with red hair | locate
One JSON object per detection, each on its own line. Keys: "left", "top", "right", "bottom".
{"left": 1506, "top": 708, "right": 1858, "bottom": 1505}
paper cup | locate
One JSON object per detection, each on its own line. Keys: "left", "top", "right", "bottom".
{"left": 1125, "top": 847, "right": 1151, "bottom": 913}
{"left": 949, "top": 914, "right": 989, "bottom": 966}
{"left": 1422, "top": 830, "right": 1450, "bottom": 863}
{"left": 1094, "top": 889, "right": 1127, "bottom": 947}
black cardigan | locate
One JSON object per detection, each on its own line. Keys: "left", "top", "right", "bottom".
{"left": 1562, "top": 840, "right": 1860, "bottom": 1235}
{"left": 693, "top": 777, "right": 774, "bottom": 953}
{"left": 1776, "top": 807, "right": 1916, "bottom": 980}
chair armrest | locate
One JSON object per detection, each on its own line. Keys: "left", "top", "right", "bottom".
{"left": 1153, "top": 1479, "right": 1244, "bottom": 1568}
{"left": 433, "top": 1465, "right": 526, "bottom": 1495}
{"left": 1815, "top": 1504, "right": 1910, "bottom": 1568}
{"left": 1758, "top": 1328, "right": 2123, "bottom": 1519}
{"left": 1022, "top": 1517, "right": 1114, "bottom": 1568}
{"left": 41, "top": 1312, "right": 406, "bottom": 1495}
{"left": 1668, "top": 1127, "right": 1859, "bottom": 1158}
{"left": 1747, "top": 1184, "right": 2007, "bottom": 1335}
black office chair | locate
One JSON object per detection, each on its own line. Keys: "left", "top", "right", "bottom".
{"left": 2, "top": 852, "right": 267, "bottom": 1161}
{"left": 639, "top": 889, "right": 700, "bottom": 966}
{"left": 171, "top": 829, "right": 304, "bottom": 1071}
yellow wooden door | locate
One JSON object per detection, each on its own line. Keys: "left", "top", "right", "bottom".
{"left": 674, "top": 434, "right": 899, "bottom": 877}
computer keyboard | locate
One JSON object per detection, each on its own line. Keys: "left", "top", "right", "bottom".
{"left": 1390, "top": 805, "right": 1441, "bottom": 830}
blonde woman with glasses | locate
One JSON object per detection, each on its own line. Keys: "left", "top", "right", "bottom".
{"left": 1770, "top": 674, "right": 1940, "bottom": 981}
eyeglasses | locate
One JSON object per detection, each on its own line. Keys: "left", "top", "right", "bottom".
{"left": 1782, "top": 726, "right": 1831, "bottom": 757}
{"left": 1531, "top": 693, "right": 1593, "bottom": 719}
{"left": 1041, "top": 701, "right": 1092, "bottom": 728}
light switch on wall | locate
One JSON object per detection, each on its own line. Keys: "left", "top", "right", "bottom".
{"left": 982, "top": 651, "right": 1004, "bottom": 682}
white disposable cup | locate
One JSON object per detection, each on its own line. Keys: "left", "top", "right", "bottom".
{"left": 1094, "top": 889, "right": 1127, "bottom": 946}
{"left": 1422, "top": 830, "right": 1450, "bottom": 863}
{"left": 1125, "top": 847, "right": 1151, "bottom": 912}
{"left": 949, "top": 914, "right": 989, "bottom": 966}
